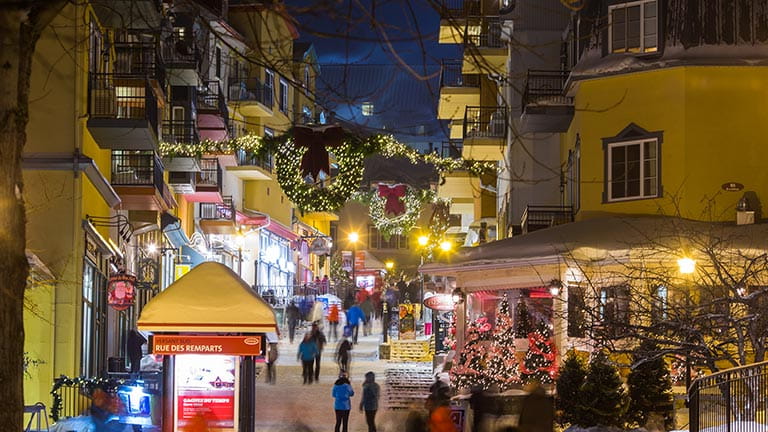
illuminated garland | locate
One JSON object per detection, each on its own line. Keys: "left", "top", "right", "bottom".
{"left": 356, "top": 187, "right": 435, "bottom": 239}
{"left": 50, "top": 375, "right": 126, "bottom": 421}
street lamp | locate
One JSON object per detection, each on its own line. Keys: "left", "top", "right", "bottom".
{"left": 678, "top": 256, "right": 696, "bottom": 389}
{"left": 348, "top": 231, "right": 359, "bottom": 293}
{"left": 385, "top": 260, "right": 394, "bottom": 270}
{"left": 439, "top": 240, "right": 452, "bottom": 252}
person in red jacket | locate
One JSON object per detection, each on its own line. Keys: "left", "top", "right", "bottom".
{"left": 328, "top": 303, "right": 340, "bottom": 341}
{"left": 426, "top": 395, "right": 457, "bottom": 432}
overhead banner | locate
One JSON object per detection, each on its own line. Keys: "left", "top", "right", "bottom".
{"left": 151, "top": 335, "right": 263, "bottom": 356}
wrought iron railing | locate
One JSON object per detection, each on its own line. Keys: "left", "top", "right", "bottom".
{"left": 110, "top": 151, "right": 164, "bottom": 189}
{"left": 465, "top": 16, "right": 504, "bottom": 48}
{"left": 522, "top": 69, "right": 573, "bottom": 109}
{"left": 228, "top": 78, "right": 274, "bottom": 109}
{"left": 521, "top": 205, "right": 574, "bottom": 233}
{"left": 161, "top": 120, "right": 199, "bottom": 144}
{"left": 197, "top": 80, "right": 227, "bottom": 117}
{"left": 236, "top": 149, "right": 273, "bottom": 171}
{"left": 440, "top": 59, "right": 480, "bottom": 88}
{"left": 113, "top": 40, "right": 164, "bottom": 86}
{"left": 161, "top": 34, "right": 198, "bottom": 68}
{"left": 463, "top": 106, "right": 507, "bottom": 139}
{"left": 688, "top": 361, "right": 768, "bottom": 432}
{"left": 438, "top": 0, "right": 481, "bottom": 18}
{"left": 441, "top": 140, "right": 463, "bottom": 158}
{"left": 88, "top": 73, "right": 159, "bottom": 133}
{"left": 199, "top": 195, "right": 235, "bottom": 221}
{"left": 197, "top": 157, "right": 221, "bottom": 188}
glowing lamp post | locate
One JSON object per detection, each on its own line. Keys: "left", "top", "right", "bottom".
{"left": 678, "top": 256, "right": 696, "bottom": 389}
{"left": 348, "top": 231, "right": 359, "bottom": 292}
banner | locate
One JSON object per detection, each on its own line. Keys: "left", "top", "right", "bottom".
{"left": 152, "top": 335, "right": 263, "bottom": 356}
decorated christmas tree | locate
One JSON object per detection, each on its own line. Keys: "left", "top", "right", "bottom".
{"left": 579, "top": 350, "right": 628, "bottom": 427}
{"left": 627, "top": 343, "right": 674, "bottom": 430}
{"left": 515, "top": 300, "right": 533, "bottom": 338}
{"left": 450, "top": 320, "right": 489, "bottom": 390}
{"left": 485, "top": 296, "right": 520, "bottom": 391}
{"left": 520, "top": 320, "right": 558, "bottom": 384}
{"left": 556, "top": 350, "right": 588, "bottom": 427}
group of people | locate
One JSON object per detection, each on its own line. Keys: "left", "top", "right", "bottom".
{"left": 297, "top": 322, "right": 328, "bottom": 384}
{"left": 331, "top": 371, "right": 381, "bottom": 432}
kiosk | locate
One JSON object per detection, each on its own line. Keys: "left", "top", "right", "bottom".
{"left": 138, "top": 262, "right": 277, "bottom": 432}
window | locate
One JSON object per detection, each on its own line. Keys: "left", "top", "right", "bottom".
{"left": 302, "top": 106, "right": 312, "bottom": 124}
{"left": 607, "top": 138, "right": 658, "bottom": 201}
{"left": 88, "top": 19, "right": 103, "bottom": 74}
{"left": 279, "top": 78, "right": 288, "bottom": 113}
{"left": 215, "top": 46, "right": 222, "bottom": 78}
{"left": 81, "top": 256, "right": 107, "bottom": 377}
{"left": 568, "top": 136, "right": 581, "bottom": 211}
{"left": 264, "top": 69, "right": 274, "bottom": 108}
{"left": 567, "top": 284, "right": 587, "bottom": 338}
{"left": 651, "top": 285, "right": 668, "bottom": 323}
{"left": 304, "top": 65, "right": 311, "bottom": 94}
{"left": 599, "top": 286, "right": 630, "bottom": 336}
{"left": 609, "top": 0, "right": 658, "bottom": 53}
{"left": 362, "top": 102, "right": 374, "bottom": 116}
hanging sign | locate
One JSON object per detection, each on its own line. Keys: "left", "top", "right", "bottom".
{"left": 423, "top": 293, "right": 455, "bottom": 311}
{"left": 309, "top": 237, "right": 331, "bottom": 255}
{"left": 108, "top": 272, "right": 136, "bottom": 311}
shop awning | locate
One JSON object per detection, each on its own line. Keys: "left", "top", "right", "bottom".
{"left": 138, "top": 262, "right": 277, "bottom": 333}
{"left": 197, "top": 114, "right": 228, "bottom": 142}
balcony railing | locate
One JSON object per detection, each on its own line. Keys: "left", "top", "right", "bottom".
{"left": 440, "top": 59, "right": 481, "bottom": 88}
{"left": 463, "top": 106, "right": 508, "bottom": 139}
{"left": 200, "top": 195, "right": 235, "bottom": 221}
{"left": 688, "top": 361, "right": 768, "bottom": 432}
{"left": 439, "top": 0, "right": 480, "bottom": 18}
{"left": 522, "top": 70, "right": 573, "bottom": 109}
{"left": 88, "top": 73, "right": 159, "bottom": 130}
{"left": 236, "top": 149, "right": 273, "bottom": 171}
{"left": 113, "top": 41, "right": 164, "bottom": 86}
{"left": 162, "top": 34, "right": 199, "bottom": 69}
{"left": 162, "top": 120, "right": 199, "bottom": 144}
{"left": 111, "top": 151, "right": 164, "bottom": 188}
{"left": 441, "top": 140, "right": 463, "bottom": 158}
{"left": 228, "top": 78, "right": 274, "bottom": 109}
{"left": 197, "top": 80, "right": 227, "bottom": 116}
{"left": 521, "top": 205, "right": 574, "bottom": 234}
{"left": 465, "top": 16, "right": 504, "bottom": 48}
{"left": 197, "top": 157, "right": 222, "bottom": 188}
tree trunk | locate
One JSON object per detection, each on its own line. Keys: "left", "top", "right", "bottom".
{"left": 0, "top": 1, "right": 66, "bottom": 427}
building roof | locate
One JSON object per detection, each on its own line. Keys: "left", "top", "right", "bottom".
{"left": 138, "top": 262, "right": 277, "bottom": 333}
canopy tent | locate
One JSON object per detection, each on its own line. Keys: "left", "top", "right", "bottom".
{"left": 138, "top": 262, "right": 277, "bottom": 333}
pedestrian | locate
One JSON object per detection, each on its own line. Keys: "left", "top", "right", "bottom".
{"left": 265, "top": 342, "right": 278, "bottom": 384}
{"left": 322, "top": 275, "right": 330, "bottom": 293}
{"left": 430, "top": 376, "right": 450, "bottom": 404}
{"left": 405, "top": 401, "right": 427, "bottom": 432}
{"left": 360, "top": 371, "right": 380, "bottom": 432}
{"left": 517, "top": 381, "right": 554, "bottom": 432}
{"left": 328, "top": 303, "right": 340, "bottom": 341}
{"left": 346, "top": 304, "right": 365, "bottom": 344}
{"left": 336, "top": 336, "right": 353, "bottom": 374}
{"left": 361, "top": 297, "right": 373, "bottom": 336}
{"left": 332, "top": 372, "right": 355, "bottom": 432}
{"left": 286, "top": 301, "right": 300, "bottom": 343}
{"left": 427, "top": 394, "right": 457, "bottom": 432}
{"left": 311, "top": 322, "right": 327, "bottom": 382}
{"left": 297, "top": 333, "right": 318, "bottom": 384}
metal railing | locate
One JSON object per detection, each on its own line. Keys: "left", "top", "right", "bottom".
{"left": 228, "top": 78, "right": 274, "bottom": 108}
{"left": 465, "top": 16, "right": 504, "bottom": 48}
{"left": 236, "top": 149, "right": 273, "bottom": 171}
{"left": 110, "top": 152, "right": 164, "bottom": 189}
{"left": 521, "top": 205, "right": 574, "bottom": 233}
{"left": 440, "top": 59, "right": 480, "bottom": 88}
{"left": 199, "top": 195, "right": 235, "bottom": 221}
{"left": 162, "top": 34, "right": 198, "bottom": 68}
{"left": 161, "top": 120, "right": 199, "bottom": 144}
{"left": 197, "top": 157, "right": 221, "bottom": 188}
{"left": 439, "top": 0, "right": 480, "bottom": 18}
{"left": 197, "top": 80, "right": 227, "bottom": 117}
{"left": 441, "top": 140, "right": 463, "bottom": 158}
{"left": 113, "top": 41, "right": 164, "bottom": 85}
{"left": 522, "top": 69, "right": 573, "bottom": 109}
{"left": 688, "top": 361, "right": 768, "bottom": 432}
{"left": 88, "top": 73, "right": 159, "bottom": 133}
{"left": 463, "top": 106, "right": 508, "bottom": 139}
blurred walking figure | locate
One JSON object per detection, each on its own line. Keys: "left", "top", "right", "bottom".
{"left": 360, "top": 371, "right": 381, "bottom": 432}
{"left": 361, "top": 297, "right": 374, "bottom": 336}
{"left": 332, "top": 372, "right": 355, "bottom": 432}
{"left": 297, "top": 333, "right": 318, "bottom": 384}
{"left": 336, "top": 336, "right": 353, "bottom": 374}
{"left": 311, "top": 322, "right": 327, "bottom": 382}
{"left": 265, "top": 342, "right": 278, "bottom": 384}
{"left": 328, "top": 303, "right": 340, "bottom": 341}
{"left": 518, "top": 382, "right": 554, "bottom": 432}
{"left": 346, "top": 303, "right": 365, "bottom": 344}
{"left": 405, "top": 401, "right": 427, "bottom": 432}
{"left": 427, "top": 394, "right": 457, "bottom": 432}
{"left": 286, "top": 301, "right": 300, "bottom": 343}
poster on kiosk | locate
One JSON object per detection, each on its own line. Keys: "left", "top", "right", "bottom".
{"left": 175, "top": 354, "right": 239, "bottom": 431}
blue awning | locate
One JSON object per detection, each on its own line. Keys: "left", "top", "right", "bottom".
{"left": 181, "top": 244, "right": 205, "bottom": 266}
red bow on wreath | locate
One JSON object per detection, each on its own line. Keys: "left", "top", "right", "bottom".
{"left": 378, "top": 184, "right": 407, "bottom": 216}
{"left": 293, "top": 125, "right": 344, "bottom": 180}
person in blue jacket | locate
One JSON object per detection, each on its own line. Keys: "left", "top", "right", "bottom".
{"left": 297, "top": 332, "right": 318, "bottom": 384}
{"left": 346, "top": 304, "right": 366, "bottom": 344}
{"left": 332, "top": 372, "right": 355, "bottom": 432}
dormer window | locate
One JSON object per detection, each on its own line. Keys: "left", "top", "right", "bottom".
{"left": 609, "top": 0, "right": 658, "bottom": 53}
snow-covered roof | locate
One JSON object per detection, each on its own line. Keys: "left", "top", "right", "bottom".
{"left": 138, "top": 262, "right": 277, "bottom": 333}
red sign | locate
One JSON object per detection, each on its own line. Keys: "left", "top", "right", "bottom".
{"left": 108, "top": 273, "right": 136, "bottom": 311}
{"left": 424, "top": 294, "right": 455, "bottom": 311}
{"left": 354, "top": 250, "right": 366, "bottom": 270}
{"left": 151, "top": 335, "right": 263, "bottom": 356}
{"left": 178, "top": 392, "right": 235, "bottom": 427}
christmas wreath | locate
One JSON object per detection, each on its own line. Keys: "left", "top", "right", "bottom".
{"left": 357, "top": 185, "right": 435, "bottom": 239}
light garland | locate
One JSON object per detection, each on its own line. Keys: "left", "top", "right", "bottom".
{"left": 357, "top": 187, "right": 435, "bottom": 239}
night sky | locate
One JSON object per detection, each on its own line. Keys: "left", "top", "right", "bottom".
{"left": 286, "top": 1, "right": 460, "bottom": 150}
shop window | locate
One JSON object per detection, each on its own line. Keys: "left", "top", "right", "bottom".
{"left": 81, "top": 244, "right": 108, "bottom": 377}
{"left": 609, "top": 0, "right": 658, "bottom": 53}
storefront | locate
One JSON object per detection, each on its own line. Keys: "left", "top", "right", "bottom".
{"left": 257, "top": 227, "right": 297, "bottom": 300}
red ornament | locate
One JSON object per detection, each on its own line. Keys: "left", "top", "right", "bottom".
{"left": 293, "top": 125, "right": 344, "bottom": 180}
{"left": 108, "top": 272, "right": 136, "bottom": 311}
{"left": 377, "top": 184, "right": 407, "bottom": 216}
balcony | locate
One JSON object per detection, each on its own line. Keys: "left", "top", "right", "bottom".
{"left": 437, "top": 59, "right": 481, "bottom": 120}
{"left": 227, "top": 150, "right": 273, "bottom": 180}
{"left": 113, "top": 40, "right": 165, "bottom": 88}
{"left": 162, "top": 120, "right": 199, "bottom": 145}
{"left": 438, "top": 0, "right": 481, "bottom": 43}
{"left": 228, "top": 78, "right": 274, "bottom": 117}
{"left": 196, "top": 158, "right": 222, "bottom": 193}
{"left": 521, "top": 70, "right": 574, "bottom": 133}
{"left": 199, "top": 196, "right": 236, "bottom": 234}
{"left": 461, "top": 106, "right": 507, "bottom": 161}
{"left": 111, "top": 151, "right": 175, "bottom": 211}
{"left": 87, "top": 73, "right": 160, "bottom": 150}
{"left": 161, "top": 34, "right": 200, "bottom": 85}
{"left": 197, "top": 81, "right": 228, "bottom": 116}
{"left": 521, "top": 205, "right": 573, "bottom": 234}
{"left": 462, "top": 16, "right": 507, "bottom": 74}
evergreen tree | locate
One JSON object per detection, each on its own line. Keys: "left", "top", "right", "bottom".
{"left": 485, "top": 296, "right": 520, "bottom": 391}
{"left": 578, "top": 351, "right": 628, "bottom": 427}
{"left": 520, "top": 320, "right": 557, "bottom": 384}
{"left": 515, "top": 300, "right": 533, "bottom": 338}
{"left": 555, "top": 350, "right": 588, "bottom": 427}
{"left": 450, "top": 320, "right": 489, "bottom": 390}
{"left": 627, "top": 343, "right": 675, "bottom": 430}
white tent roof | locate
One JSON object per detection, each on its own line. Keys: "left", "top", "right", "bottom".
{"left": 138, "top": 262, "right": 277, "bottom": 333}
